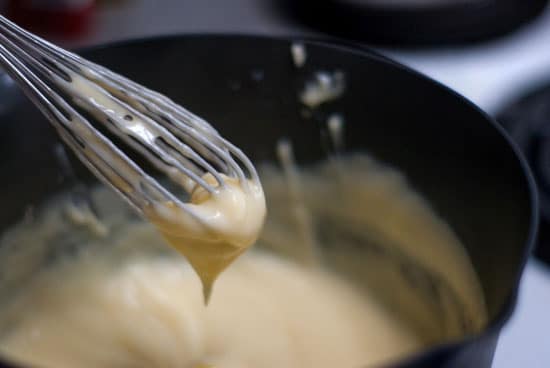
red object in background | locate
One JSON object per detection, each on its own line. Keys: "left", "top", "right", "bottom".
{"left": 7, "top": 0, "right": 95, "bottom": 38}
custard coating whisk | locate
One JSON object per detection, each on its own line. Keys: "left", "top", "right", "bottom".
{"left": 0, "top": 15, "right": 259, "bottom": 214}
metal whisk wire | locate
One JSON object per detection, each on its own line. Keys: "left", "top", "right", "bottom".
{"left": 0, "top": 15, "right": 259, "bottom": 214}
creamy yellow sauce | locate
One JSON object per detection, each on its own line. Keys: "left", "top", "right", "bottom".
{"left": 0, "top": 154, "right": 486, "bottom": 368}
{"left": 0, "top": 252, "right": 422, "bottom": 368}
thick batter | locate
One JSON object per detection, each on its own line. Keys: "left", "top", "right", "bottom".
{"left": 0, "top": 155, "right": 486, "bottom": 368}
{"left": 0, "top": 252, "right": 422, "bottom": 368}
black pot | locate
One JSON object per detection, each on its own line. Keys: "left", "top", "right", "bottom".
{"left": 281, "top": 0, "right": 549, "bottom": 46}
{"left": 0, "top": 35, "right": 537, "bottom": 367}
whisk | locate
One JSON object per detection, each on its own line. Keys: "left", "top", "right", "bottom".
{"left": 0, "top": 16, "right": 259, "bottom": 214}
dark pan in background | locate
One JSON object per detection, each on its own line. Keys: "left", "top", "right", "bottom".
{"left": 280, "top": 0, "right": 549, "bottom": 46}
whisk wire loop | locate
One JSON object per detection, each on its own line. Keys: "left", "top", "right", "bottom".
{"left": 0, "top": 15, "right": 259, "bottom": 215}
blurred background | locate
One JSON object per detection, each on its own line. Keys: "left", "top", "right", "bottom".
{"left": 1, "top": 0, "right": 550, "bottom": 366}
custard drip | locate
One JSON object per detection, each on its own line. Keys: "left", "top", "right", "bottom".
{"left": 65, "top": 71, "right": 267, "bottom": 304}
{"left": 144, "top": 174, "right": 266, "bottom": 303}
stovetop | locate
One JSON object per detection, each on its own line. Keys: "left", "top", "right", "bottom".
{"left": 24, "top": 0, "right": 550, "bottom": 366}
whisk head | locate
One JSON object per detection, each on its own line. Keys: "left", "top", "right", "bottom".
{"left": 0, "top": 16, "right": 259, "bottom": 214}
